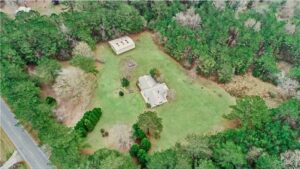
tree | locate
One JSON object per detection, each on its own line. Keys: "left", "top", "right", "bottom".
{"left": 255, "top": 153, "right": 283, "bottom": 169}
{"left": 140, "top": 138, "right": 152, "bottom": 152}
{"left": 174, "top": 7, "right": 201, "bottom": 29}
{"left": 253, "top": 54, "right": 278, "bottom": 82}
{"left": 121, "top": 78, "right": 130, "bottom": 87}
{"left": 289, "top": 66, "right": 300, "bottom": 82}
{"left": 137, "top": 149, "right": 149, "bottom": 167}
{"left": 129, "top": 144, "right": 140, "bottom": 157}
{"left": 213, "top": 141, "right": 247, "bottom": 169}
{"left": 272, "top": 98, "right": 300, "bottom": 128}
{"left": 137, "top": 111, "right": 163, "bottom": 138}
{"left": 226, "top": 96, "right": 272, "bottom": 129}
{"left": 83, "top": 148, "right": 137, "bottom": 169}
{"left": 70, "top": 55, "right": 97, "bottom": 74}
{"left": 36, "top": 58, "right": 61, "bottom": 83}
{"left": 180, "top": 134, "right": 212, "bottom": 167}
{"left": 147, "top": 149, "right": 190, "bottom": 169}
{"left": 196, "top": 160, "right": 218, "bottom": 169}
{"left": 132, "top": 123, "right": 147, "bottom": 140}
{"left": 147, "top": 149, "right": 177, "bottom": 169}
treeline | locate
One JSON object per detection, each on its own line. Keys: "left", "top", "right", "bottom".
{"left": 0, "top": 2, "right": 144, "bottom": 168}
{"left": 130, "top": 1, "right": 300, "bottom": 83}
{"left": 146, "top": 97, "right": 300, "bottom": 169}
{"left": 75, "top": 108, "right": 102, "bottom": 137}
{"left": 60, "top": 2, "right": 144, "bottom": 49}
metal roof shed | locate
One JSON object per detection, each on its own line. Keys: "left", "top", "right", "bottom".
{"left": 108, "top": 36, "right": 135, "bottom": 55}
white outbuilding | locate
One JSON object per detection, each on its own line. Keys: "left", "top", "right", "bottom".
{"left": 108, "top": 36, "right": 135, "bottom": 55}
{"left": 138, "top": 75, "right": 169, "bottom": 108}
{"left": 15, "top": 6, "right": 31, "bottom": 14}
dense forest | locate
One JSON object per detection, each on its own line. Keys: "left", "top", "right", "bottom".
{"left": 0, "top": 1, "right": 299, "bottom": 169}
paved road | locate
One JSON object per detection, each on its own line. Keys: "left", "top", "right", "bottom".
{"left": 0, "top": 99, "right": 53, "bottom": 169}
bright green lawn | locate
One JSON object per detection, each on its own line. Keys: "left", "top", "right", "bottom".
{"left": 85, "top": 32, "right": 235, "bottom": 151}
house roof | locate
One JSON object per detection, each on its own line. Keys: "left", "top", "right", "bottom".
{"left": 138, "top": 75, "right": 169, "bottom": 108}
{"left": 138, "top": 75, "right": 157, "bottom": 91}
{"left": 108, "top": 36, "right": 135, "bottom": 55}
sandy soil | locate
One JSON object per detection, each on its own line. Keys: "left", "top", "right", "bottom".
{"left": 221, "top": 73, "right": 285, "bottom": 108}
{"left": 102, "top": 124, "right": 133, "bottom": 152}
{"left": 41, "top": 66, "right": 97, "bottom": 127}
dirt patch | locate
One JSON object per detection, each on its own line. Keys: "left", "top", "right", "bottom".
{"left": 221, "top": 73, "right": 285, "bottom": 108}
{"left": 120, "top": 58, "right": 137, "bottom": 78}
{"left": 52, "top": 66, "right": 97, "bottom": 127}
{"left": 102, "top": 124, "right": 133, "bottom": 152}
{"left": 277, "top": 0, "right": 298, "bottom": 21}
{"left": 278, "top": 61, "right": 293, "bottom": 75}
{"left": 0, "top": 0, "right": 66, "bottom": 17}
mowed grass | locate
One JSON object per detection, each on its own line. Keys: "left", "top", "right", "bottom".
{"left": 85, "top": 32, "right": 235, "bottom": 151}
{"left": 0, "top": 127, "right": 15, "bottom": 164}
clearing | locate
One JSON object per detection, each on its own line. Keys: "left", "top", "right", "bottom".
{"left": 84, "top": 32, "right": 235, "bottom": 152}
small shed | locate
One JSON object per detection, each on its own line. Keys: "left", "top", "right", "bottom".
{"left": 108, "top": 36, "right": 135, "bottom": 55}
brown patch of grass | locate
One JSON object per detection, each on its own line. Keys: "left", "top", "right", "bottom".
{"left": 0, "top": 128, "right": 15, "bottom": 164}
{"left": 221, "top": 73, "right": 285, "bottom": 108}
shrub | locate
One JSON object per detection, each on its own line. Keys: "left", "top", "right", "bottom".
{"left": 137, "top": 149, "right": 149, "bottom": 167}
{"left": 132, "top": 123, "right": 146, "bottom": 140}
{"left": 217, "top": 63, "right": 234, "bottom": 83}
{"left": 253, "top": 54, "right": 278, "bottom": 82}
{"left": 36, "top": 58, "right": 61, "bottom": 83}
{"left": 121, "top": 78, "right": 130, "bottom": 87}
{"left": 140, "top": 138, "right": 152, "bottom": 152}
{"left": 74, "top": 108, "right": 102, "bottom": 137}
{"left": 119, "top": 91, "right": 124, "bottom": 96}
{"left": 129, "top": 144, "right": 140, "bottom": 157}
{"left": 289, "top": 66, "right": 300, "bottom": 82}
{"left": 149, "top": 68, "right": 160, "bottom": 79}
{"left": 45, "top": 96, "right": 56, "bottom": 106}
{"left": 70, "top": 55, "right": 97, "bottom": 74}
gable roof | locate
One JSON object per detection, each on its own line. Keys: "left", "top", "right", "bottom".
{"left": 108, "top": 36, "right": 135, "bottom": 55}
{"left": 138, "top": 75, "right": 169, "bottom": 108}
{"left": 138, "top": 75, "right": 157, "bottom": 91}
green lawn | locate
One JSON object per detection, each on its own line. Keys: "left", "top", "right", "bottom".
{"left": 85, "top": 32, "right": 235, "bottom": 151}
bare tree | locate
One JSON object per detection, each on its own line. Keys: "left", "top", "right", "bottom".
{"left": 174, "top": 7, "right": 201, "bottom": 29}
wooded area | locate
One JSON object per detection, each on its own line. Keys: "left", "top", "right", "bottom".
{"left": 0, "top": 1, "right": 299, "bottom": 169}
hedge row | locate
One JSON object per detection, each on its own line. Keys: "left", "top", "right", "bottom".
{"left": 75, "top": 108, "right": 102, "bottom": 137}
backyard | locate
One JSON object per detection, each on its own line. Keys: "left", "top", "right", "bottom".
{"left": 84, "top": 32, "right": 236, "bottom": 152}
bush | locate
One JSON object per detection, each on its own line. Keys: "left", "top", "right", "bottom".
{"left": 132, "top": 123, "right": 146, "bottom": 140}
{"left": 74, "top": 108, "right": 102, "bottom": 137}
{"left": 45, "top": 96, "right": 57, "bottom": 106}
{"left": 70, "top": 55, "right": 97, "bottom": 74}
{"left": 289, "top": 66, "right": 300, "bottom": 82}
{"left": 217, "top": 63, "right": 234, "bottom": 83}
{"left": 119, "top": 91, "right": 124, "bottom": 96}
{"left": 150, "top": 68, "right": 160, "bottom": 79}
{"left": 137, "top": 149, "right": 149, "bottom": 167}
{"left": 140, "top": 138, "right": 152, "bottom": 152}
{"left": 121, "top": 78, "right": 130, "bottom": 87}
{"left": 129, "top": 144, "right": 140, "bottom": 157}
{"left": 253, "top": 54, "right": 278, "bottom": 82}
{"left": 36, "top": 58, "right": 61, "bottom": 83}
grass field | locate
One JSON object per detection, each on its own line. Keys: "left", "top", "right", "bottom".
{"left": 85, "top": 32, "right": 235, "bottom": 151}
{"left": 0, "top": 127, "right": 15, "bottom": 164}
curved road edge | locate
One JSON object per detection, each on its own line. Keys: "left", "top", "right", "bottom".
{"left": 0, "top": 98, "right": 53, "bottom": 169}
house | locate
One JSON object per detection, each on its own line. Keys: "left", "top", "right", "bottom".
{"left": 138, "top": 75, "right": 169, "bottom": 108}
{"left": 108, "top": 36, "right": 135, "bottom": 55}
